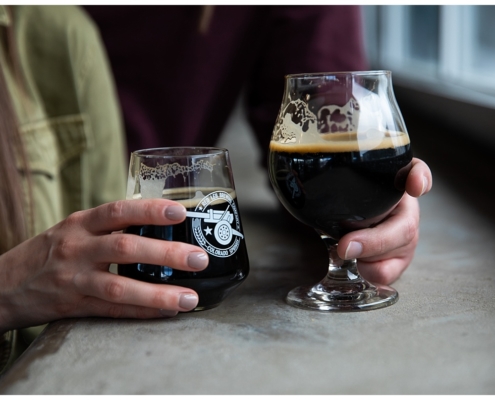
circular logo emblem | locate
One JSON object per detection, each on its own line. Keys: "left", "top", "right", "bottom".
{"left": 186, "top": 191, "right": 244, "bottom": 258}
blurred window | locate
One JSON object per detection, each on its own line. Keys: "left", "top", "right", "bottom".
{"left": 363, "top": 5, "right": 495, "bottom": 104}
{"left": 471, "top": 6, "right": 495, "bottom": 78}
{"left": 408, "top": 6, "right": 440, "bottom": 65}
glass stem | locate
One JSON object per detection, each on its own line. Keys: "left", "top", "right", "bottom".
{"left": 318, "top": 232, "right": 365, "bottom": 285}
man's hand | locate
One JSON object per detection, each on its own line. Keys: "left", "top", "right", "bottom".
{"left": 337, "top": 158, "right": 432, "bottom": 284}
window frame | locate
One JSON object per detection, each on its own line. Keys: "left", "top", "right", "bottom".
{"left": 362, "top": 5, "right": 495, "bottom": 147}
{"left": 364, "top": 5, "right": 495, "bottom": 107}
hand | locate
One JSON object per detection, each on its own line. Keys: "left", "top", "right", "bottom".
{"left": 0, "top": 199, "right": 209, "bottom": 333}
{"left": 337, "top": 157, "right": 432, "bottom": 284}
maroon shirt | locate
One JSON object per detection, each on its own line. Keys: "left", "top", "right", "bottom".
{"left": 84, "top": 5, "right": 368, "bottom": 164}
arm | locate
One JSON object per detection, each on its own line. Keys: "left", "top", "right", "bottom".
{"left": 0, "top": 8, "right": 207, "bottom": 335}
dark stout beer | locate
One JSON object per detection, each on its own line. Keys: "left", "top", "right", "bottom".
{"left": 269, "top": 132, "right": 413, "bottom": 239}
{"left": 118, "top": 188, "right": 249, "bottom": 310}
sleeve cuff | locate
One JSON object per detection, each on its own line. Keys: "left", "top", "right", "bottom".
{"left": 0, "top": 330, "right": 16, "bottom": 375}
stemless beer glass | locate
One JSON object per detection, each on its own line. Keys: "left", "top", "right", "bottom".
{"left": 118, "top": 147, "right": 249, "bottom": 311}
{"left": 268, "top": 71, "right": 412, "bottom": 311}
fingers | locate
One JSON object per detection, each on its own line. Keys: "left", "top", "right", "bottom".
{"left": 338, "top": 195, "right": 419, "bottom": 260}
{"left": 357, "top": 256, "right": 413, "bottom": 285}
{"left": 334, "top": 156, "right": 431, "bottom": 285}
{"left": 73, "top": 271, "right": 199, "bottom": 313}
{"left": 79, "top": 199, "right": 188, "bottom": 234}
{"left": 86, "top": 233, "right": 209, "bottom": 271}
{"left": 75, "top": 297, "right": 179, "bottom": 320}
{"left": 337, "top": 195, "right": 420, "bottom": 284}
{"left": 405, "top": 157, "right": 433, "bottom": 197}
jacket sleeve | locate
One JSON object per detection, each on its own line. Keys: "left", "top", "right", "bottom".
{"left": 73, "top": 8, "right": 128, "bottom": 207}
{"left": 0, "top": 331, "right": 15, "bottom": 376}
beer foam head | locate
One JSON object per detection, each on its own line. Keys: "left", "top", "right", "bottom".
{"left": 131, "top": 187, "right": 236, "bottom": 208}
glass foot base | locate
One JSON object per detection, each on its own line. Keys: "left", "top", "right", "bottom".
{"left": 286, "top": 282, "right": 398, "bottom": 312}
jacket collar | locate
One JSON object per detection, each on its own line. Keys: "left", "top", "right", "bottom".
{"left": 0, "top": 6, "right": 11, "bottom": 26}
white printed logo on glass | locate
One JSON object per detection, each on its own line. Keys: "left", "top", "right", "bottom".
{"left": 186, "top": 191, "right": 244, "bottom": 258}
{"left": 272, "top": 97, "right": 360, "bottom": 144}
{"left": 134, "top": 160, "right": 214, "bottom": 200}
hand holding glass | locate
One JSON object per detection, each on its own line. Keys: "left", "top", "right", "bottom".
{"left": 268, "top": 71, "right": 412, "bottom": 311}
{"left": 118, "top": 147, "right": 250, "bottom": 311}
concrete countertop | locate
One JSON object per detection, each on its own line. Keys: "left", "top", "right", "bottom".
{"left": 1, "top": 104, "right": 494, "bottom": 394}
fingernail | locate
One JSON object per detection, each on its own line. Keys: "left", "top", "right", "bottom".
{"left": 188, "top": 252, "right": 208, "bottom": 270}
{"left": 165, "top": 205, "right": 186, "bottom": 221}
{"left": 345, "top": 241, "right": 363, "bottom": 259}
{"left": 179, "top": 293, "right": 198, "bottom": 310}
{"left": 421, "top": 176, "right": 429, "bottom": 196}
{"left": 159, "top": 309, "right": 177, "bottom": 318}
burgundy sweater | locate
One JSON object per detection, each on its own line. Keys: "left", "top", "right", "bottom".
{"left": 84, "top": 5, "right": 368, "bottom": 165}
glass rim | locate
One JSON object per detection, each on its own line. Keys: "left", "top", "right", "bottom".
{"left": 285, "top": 70, "right": 391, "bottom": 79}
{"left": 131, "top": 146, "right": 228, "bottom": 158}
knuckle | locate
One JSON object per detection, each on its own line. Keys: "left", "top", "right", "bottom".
{"left": 135, "top": 306, "right": 153, "bottom": 319}
{"left": 54, "top": 301, "right": 76, "bottom": 317}
{"left": 404, "top": 215, "right": 418, "bottom": 244}
{"left": 46, "top": 213, "right": 87, "bottom": 261}
{"left": 376, "top": 236, "right": 387, "bottom": 256}
{"left": 409, "top": 230, "right": 420, "bottom": 250}
{"left": 114, "top": 235, "right": 138, "bottom": 258}
{"left": 158, "top": 245, "right": 173, "bottom": 266}
{"left": 150, "top": 289, "right": 167, "bottom": 309}
{"left": 142, "top": 201, "right": 155, "bottom": 219}
{"left": 52, "top": 237, "right": 79, "bottom": 261}
{"left": 372, "top": 266, "right": 390, "bottom": 285}
{"left": 107, "top": 200, "right": 125, "bottom": 220}
{"left": 54, "top": 299, "right": 81, "bottom": 318}
{"left": 104, "top": 280, "right": 126, "bottom": 301}
{"left": 361, "top": 261, "right": 394, "bottom": 285}
{"left": 64, "top": 211, "right": 85, "bottom": 227}
{"left": 106, "top": 304, "right": 125, "bottom": 319}
{"left": 52, "top": 270, "right": 72, "bottom": 289}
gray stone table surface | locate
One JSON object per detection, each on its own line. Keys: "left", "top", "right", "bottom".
{"left": 1, "top": 175, "right": 495, "bottom": 395}
{"left": 2, "top": 101, "right": 495, "bottom": 395}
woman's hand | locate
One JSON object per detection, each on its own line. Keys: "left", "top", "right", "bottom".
{"left": 0, "top": 199, "right": 208, "bottom": 333}
{"left": 337, "top": 157, "right": 432, "bottom": 284}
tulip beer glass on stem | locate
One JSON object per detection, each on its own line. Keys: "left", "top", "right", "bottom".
{"left": 118, "top": 147, "right": 250, "bottom": 311}
{"left": 268, "top": 71, "right": 412, "bottom": 311}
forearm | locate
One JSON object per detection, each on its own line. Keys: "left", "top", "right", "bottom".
{"left": 0, "top": 252, "right": 22, "bottom": 335}
{"left": 0, "top": 238, "right": 42, "bottom": 334}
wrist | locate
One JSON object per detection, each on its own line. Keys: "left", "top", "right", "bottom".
{"left": 0, "top": 251, "right": 22, "bottom": 334}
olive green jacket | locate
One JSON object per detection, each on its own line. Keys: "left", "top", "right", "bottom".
{"left": 0, "top": 5, "right": 127, "bottom": 374}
